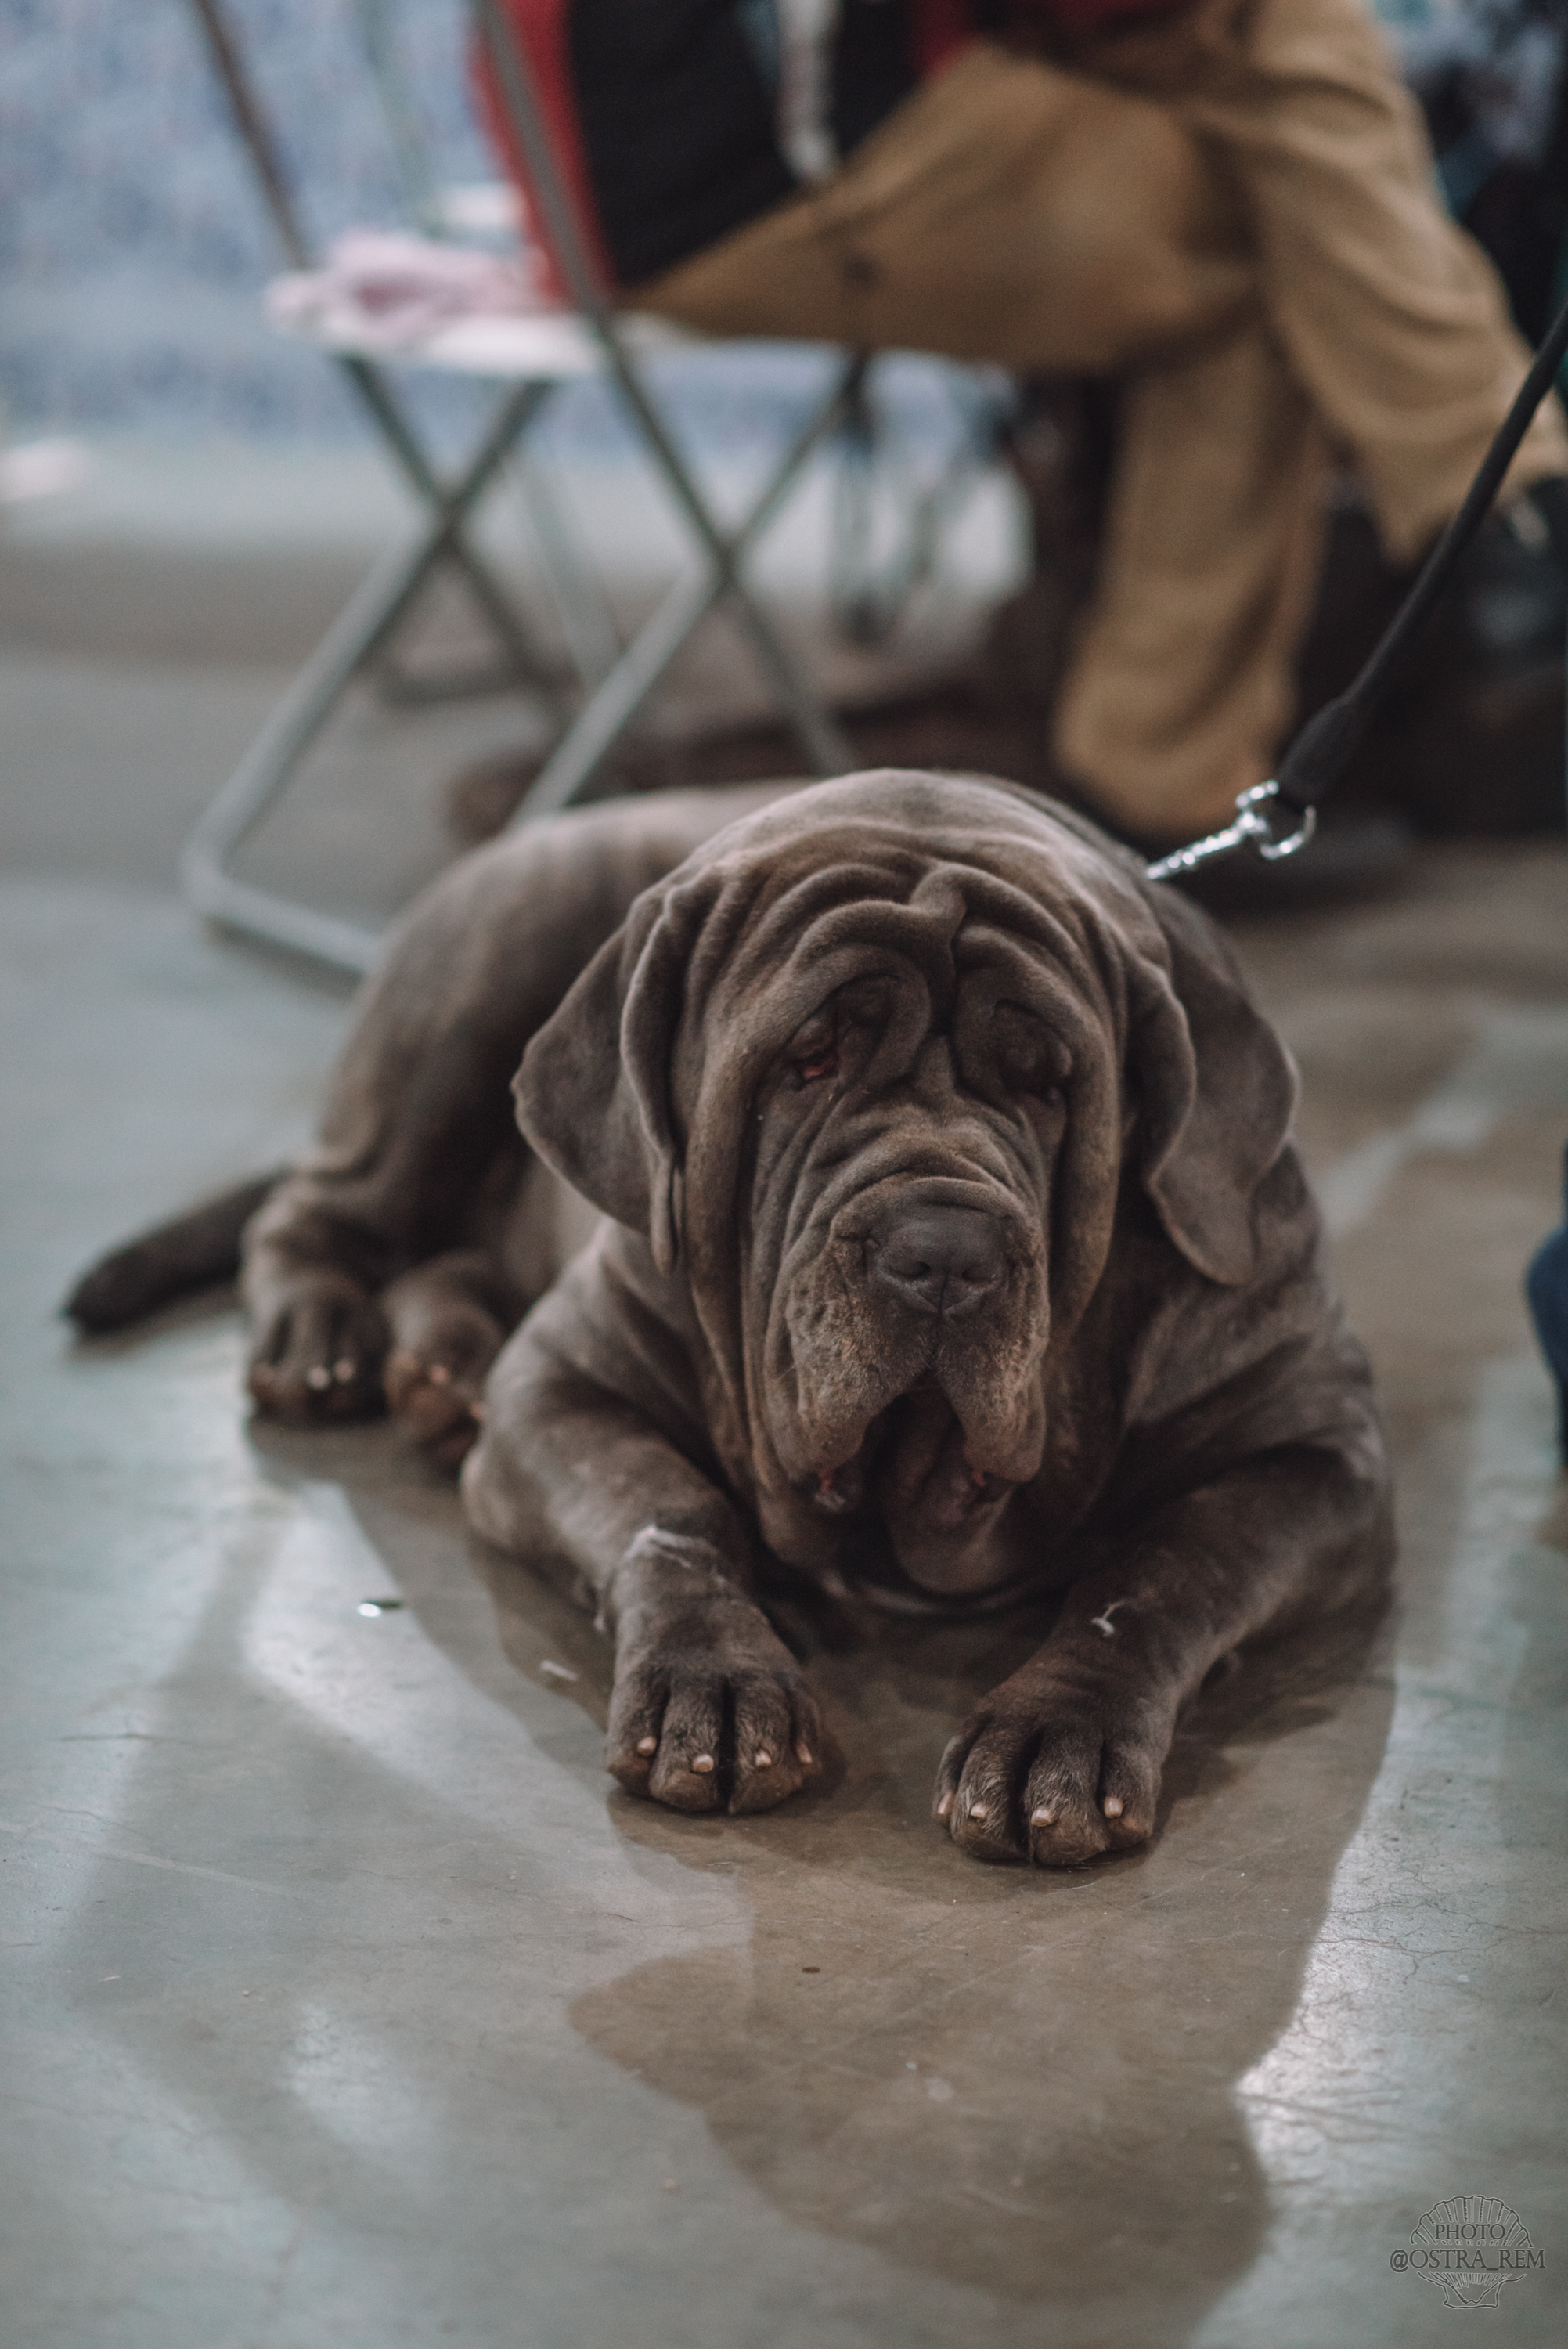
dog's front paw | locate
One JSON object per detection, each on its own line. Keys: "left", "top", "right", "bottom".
{"left": 247, "top": 1277, "right": 388, "bottom": 1423}
{"left": 606, "top": 1543, "right": 822, "bottom": 1817}
{"left": 933, "top": 1665, "right": 1173, "bottom": 1867}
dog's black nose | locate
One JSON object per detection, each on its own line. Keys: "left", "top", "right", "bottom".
{"left": 867, "top": 1205, "right": 1005, "bottom": 1319}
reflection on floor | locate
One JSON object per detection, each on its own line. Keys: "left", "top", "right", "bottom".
{"left": 2, "top": 451, "right": 1565, "bottom": 2347}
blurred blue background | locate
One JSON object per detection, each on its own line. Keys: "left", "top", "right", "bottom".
{"left": 0, "top": 0, "right": 489, "bottom": 441}
{"left": 0, "top": 0, "right": 975, "bottom": 462}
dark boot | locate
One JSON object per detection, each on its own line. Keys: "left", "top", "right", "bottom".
{"left": 1527, "top": 1145, "right": 1568, "bottom": 1466}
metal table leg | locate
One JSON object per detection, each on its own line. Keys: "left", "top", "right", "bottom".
{"left": 514, "top": 355, "right": 867, "bottom": 820}
{"left": 181, "top": 377, "right": 558, "bottom": 974}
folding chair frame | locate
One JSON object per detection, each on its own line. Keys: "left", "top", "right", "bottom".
{"left": 180, "top": 0, "right": 859, "bottom": 976}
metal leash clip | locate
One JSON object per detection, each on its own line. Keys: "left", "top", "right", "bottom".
{"left": 1143, "top": 778, "right": 1317, "bottom": 882}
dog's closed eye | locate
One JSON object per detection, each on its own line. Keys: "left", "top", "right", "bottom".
{"left": 787, "top": 1012, "right": 838, "bottom": 1085}
{"left": 991, "top": 1002, "right": 1069, "bottom": 1099}
{"left": 780, "top": 979, "right": 893, "bottom": 1088}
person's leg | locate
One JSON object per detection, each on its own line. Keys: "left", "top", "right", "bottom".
{"left": 633, "top": 41, "right": 1251, "bottom": 372}
{"left": 1074, "top": 0, "right": 1568, "bottom": 560}
{"left": 636, "top": 41, "right": 1320, "bottom": 837}
{"left": 1053, "top": 309, "right": 1328, "bottom": 839}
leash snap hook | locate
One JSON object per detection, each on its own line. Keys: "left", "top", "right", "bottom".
{"left": 1144, "top": 778, "right": 1316, "bottom": 882}
{"left": 1241, "top": 779, "right": 1317, "bottom": 863}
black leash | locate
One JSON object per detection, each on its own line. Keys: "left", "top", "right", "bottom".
{"left": 1146, "top": 287, "right": 1568, "bottom": 882}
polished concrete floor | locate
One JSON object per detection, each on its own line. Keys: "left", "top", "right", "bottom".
{"left": 2, "top": 449, "right": 1566, "bottom": 2347}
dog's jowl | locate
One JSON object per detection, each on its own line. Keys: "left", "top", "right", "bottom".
{"left": 71, "top": 772, "right": 1391, "bottom": 1865}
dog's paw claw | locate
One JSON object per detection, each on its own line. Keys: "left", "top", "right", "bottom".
{"left": 607, "top": 1638, "right": 822, "bottom": 1819}
{"left": 935, "top": 1676, "right": 1169, "bottom": 1867}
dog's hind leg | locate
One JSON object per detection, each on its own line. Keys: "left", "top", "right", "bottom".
{"left": 243, "top": 1196, "right": 392, "bottom": 1427}
{"left": 381, "top": 1250, "right": 514, "bottom": 1469}
{"left": 381, "top": 1154, "right": 606, "bottom": 1469}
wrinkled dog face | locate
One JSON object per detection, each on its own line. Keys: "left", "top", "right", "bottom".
{"left": 752, "top": 964, "right": 1060, "bottom": 1530}
{"left": 707, "top": 855, "right": 1133, "bottom": 1595}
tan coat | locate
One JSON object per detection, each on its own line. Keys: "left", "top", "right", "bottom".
{"left": 635, "top": 0, "right": 1568, "bottom": 835}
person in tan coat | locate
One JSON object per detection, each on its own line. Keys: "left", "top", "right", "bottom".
{"left": 485, "top": 0, "right": 1568, "bottom": 846}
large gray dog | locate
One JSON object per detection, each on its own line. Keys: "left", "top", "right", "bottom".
{"left": 71, "top": 772, "right": 1391, "bottom": 1864}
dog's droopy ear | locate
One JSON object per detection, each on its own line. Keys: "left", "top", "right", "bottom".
{"left": 514, "top": 886, "right": 698, "bottom": 1274}
{"left": 1130, "top": 887, "right": 1299, "bottom": 1286}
